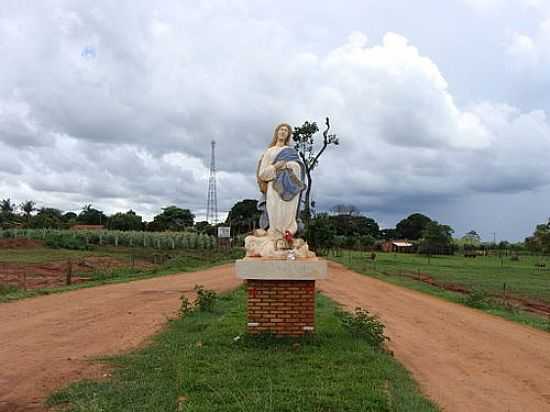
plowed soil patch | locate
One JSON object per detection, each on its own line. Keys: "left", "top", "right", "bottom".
{"left": 0, "top": 239, "right": 43, "bottom": 249}
{"left": 0, "top": 257, "right": 152, "bottom": 290}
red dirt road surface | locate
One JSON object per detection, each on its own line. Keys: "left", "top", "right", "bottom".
{"left": 319, "top": 262, "right": 550, "bottom": 412}
{"left": 2, "top": 262, "right": 550, "bottom": 411}
{"left": 0, "top": 264, "right": 240, "bottom": 412}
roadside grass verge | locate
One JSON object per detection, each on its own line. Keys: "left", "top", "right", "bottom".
{"left": 331, "top": 253, "right": 550, "bottom": 332}
{"left": 0, "top": 248, "right": 243, "bottom": 303}
{"left": 48, "top": 288, "right": 438, "bottom": 412}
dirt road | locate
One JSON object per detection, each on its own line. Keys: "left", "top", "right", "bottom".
{"left": 2, "top": 262, "right": 550, "bottom": 411}
{"left": 319, "top": 262, "right": 550, "bottom": 412}
{"left": 0, "top": 265, "right": 240, "bottom": 412}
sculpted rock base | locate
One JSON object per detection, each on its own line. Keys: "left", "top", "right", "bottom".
{"left": 244, "top": 229, "right": 315, "bottom": 258}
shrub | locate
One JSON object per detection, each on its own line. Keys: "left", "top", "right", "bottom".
{"left": 463, "top": 289, "right": 490, "bottom": 309}
{"left": 179, "top": 296, "right": 194, "bottom": 317}
{"left": 193, "top": 285, "right": 217, "bottom": 312}
{"left": 0, "top": 284, "right": 20, "bottom": 296}
{"left": 337, "top": 307, "right": 389, "bottom": 349}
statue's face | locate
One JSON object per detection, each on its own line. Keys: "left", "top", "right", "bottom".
{"left": 277, "top": 126, "right": 289, "bottom": 144}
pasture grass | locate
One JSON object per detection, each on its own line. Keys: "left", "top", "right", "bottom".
{"left": 332, "top": 251, "right": 550, "bottom": 331}
{"left": 0, "top": 247, "right": 118, "bottom": 264}
{"left": 0, "top": 248, "right": 243, "bottom": 303}
{"left": 48, "top": 288, "right": 438, "bottom": 412}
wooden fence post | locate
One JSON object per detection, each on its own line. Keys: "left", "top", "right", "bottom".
{"left": 66, "top": 259, "right": 73, "bottom": 286}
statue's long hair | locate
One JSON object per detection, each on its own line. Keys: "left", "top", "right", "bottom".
{"left": 257, "top": 123, "right": 293, "bottom": 193}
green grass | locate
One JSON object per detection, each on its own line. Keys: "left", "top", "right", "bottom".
{"left": 48, "top": 288, "right": 438, "bottom": 412}
{"left": 331, "top": 251, "right": 550, "bottom": 331}
{"left": 0, "top": 247, "right": 118, "bottom": 264}
{"left": 0, "top": 248, "right": 244, "bottom": 303}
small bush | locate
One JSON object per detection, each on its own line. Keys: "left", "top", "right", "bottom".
{"left": 193, "top": 285, "right": 217, "bottom": 312}
{"left": 337, "top": 307, "right": 389, "bottom": 349}
{"left": 179, "top": 296, "right": 194, "bottom": 317}
{"left": 464, "top": 289, "right": 491, "bottom": 309}
{"left": 45, "top": 233, "right": 90, "bottom": 250}
{"left": 0, "top": 284, "right": 20, "bottom": 296}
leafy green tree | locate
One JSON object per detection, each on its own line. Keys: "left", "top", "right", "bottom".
{"left": 329, "top": 214, "right": 380, "bottom": 238}
{"left": 0, "top": 198, "right": 17, "bottom": 226}
{"left": 19, "top": 200, "right": 36, "bottom": 224}
{"left": 195, "top": 221, "right": 215, "bottom": 235}
{"left": 396, "top": 213, "right": 433, "bottom": 240}
{"left": 525, "top": 219, "right": 550, "bottom": 254}
{"left": 109, "top": 210, "right": 143, "bottom": 231}
{"left": 379, "top": 228, "right": 399, "bottom": 240}
{"left": 305, "top": 213, "right": 337, "bottom": 251}
{"left": 150, "top": 206, "right": 194, "bottom": 231}
{"left": 418, "top": 221, "right": 455, "bottom": 255}
{"left": 31, "top": 208, "right": 63, "bottom": 229}
{"left": 0, "top": 198, "right": 15, "bottom": 215}
{"left": 78, "top": 204, "right": 107, "bottom": 225}
{"left": 62, "top": 212, "right": 78, "bottom": 223}
{"left": 225, "top": 199, "right": 261, "bottom": 234}
{"left": 292, "top": 118, "right": 339, "bottom": 224}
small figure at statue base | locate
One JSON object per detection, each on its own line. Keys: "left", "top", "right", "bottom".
{"left": 244, "top": 229, "right": 315, "bottom": 259}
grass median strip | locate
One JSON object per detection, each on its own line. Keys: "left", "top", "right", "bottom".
{"left": 48, "top": 288, "right": 438, "bottom": 412}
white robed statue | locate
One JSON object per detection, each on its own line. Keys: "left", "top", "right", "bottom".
{"left": 245, "top": 123, "right": 315, "bottom": 258}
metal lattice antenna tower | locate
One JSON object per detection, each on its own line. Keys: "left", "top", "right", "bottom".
{"left": 206, "top": 140, "right": 218, "bottom": 224}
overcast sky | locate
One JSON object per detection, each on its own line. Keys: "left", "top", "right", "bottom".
{"left": 1, "top": 0, "right": 550, "bottom": 241}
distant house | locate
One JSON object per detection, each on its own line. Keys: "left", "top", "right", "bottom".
{"left": 70, "top": 224, "right": 105, "bottom": 231}
{"left": 382, "top": 240, "right": 414, "bottom": 253}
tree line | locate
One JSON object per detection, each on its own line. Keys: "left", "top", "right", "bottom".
{"left": 0, "top": 199, "right": 196, "bottom": 232}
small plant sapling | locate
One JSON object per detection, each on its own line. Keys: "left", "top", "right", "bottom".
{"left": 337, "top": 307, "right": 389, "bottom": 349}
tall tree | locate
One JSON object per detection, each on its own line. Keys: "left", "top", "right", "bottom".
{"left": 525, "top": 219, "right": 550, "bottom": 254}
{"left": 418, "top": 221, "right": 455, "bottom": 255}
{"left": 462, "top": 230, "right": 481, "bottom": 248}
{"left": 20, "top": 200, "right": 36, "bottom": 224}
{"left": 150, "top": 206, "right": 194, "bottom": 231}
{"left": 292, "top": 117, "right": 339, "bottom": 224}
{"left": 109, "top": 210, "right": 143, "bottom": 231}
{"left": 77, "top": 204, "right": 107, "bottom": 225}
{"left": 329, "top": 214, "right": 380, "bottom": 238}
{"left": 0, "top": 198, "right": 15, "bottom": 215}
{"left": 396, "top": 213, "right": 433, "bottom": 240}
{"left": 225, "top": 199, "right": 261, "bottom": 234}
{"left": 31, "top": 208, "right": 63, "bottom": 229}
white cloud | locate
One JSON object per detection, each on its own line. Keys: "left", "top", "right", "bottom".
{"left": 0, "top": 1, "right": 549, "bottom": 238}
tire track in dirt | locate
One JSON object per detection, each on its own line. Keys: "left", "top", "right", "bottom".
{"left": 0, "top": 264, "right": 240, "bottom": 412}
{"left": 319, "top": 261, "right": 550, "bottom": 412}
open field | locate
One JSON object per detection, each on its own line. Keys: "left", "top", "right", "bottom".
{"left": 331, "top": 251, "right": 550, "bottom": 329}
{"left": 334, "top": 251, "right": 550, "bottom": 302}
{"left": 0, "top": 240, "right": 243, "bottom": 302}
{"left": 48, "top": 288, "right": 437, "bottom": 412}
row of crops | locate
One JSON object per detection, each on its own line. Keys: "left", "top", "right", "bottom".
{"left": 0, "top": 228, "right": 222, "bottom": 250}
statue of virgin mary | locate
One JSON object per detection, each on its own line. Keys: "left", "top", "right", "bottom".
{"left": 244, "top": 123, "right": 315, "bottom": 258}
{"left": 257, "top": 123, "right": 305, "bottom": 237}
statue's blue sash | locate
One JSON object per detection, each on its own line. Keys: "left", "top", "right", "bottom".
{"left": 258, "top": 147, "right": 306, "bottom": 231}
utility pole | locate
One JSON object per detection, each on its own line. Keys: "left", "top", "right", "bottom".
{"left": 206, "top": 140, "right": 218, "bottom": 224}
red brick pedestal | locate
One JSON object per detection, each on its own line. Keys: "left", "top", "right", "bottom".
{"left": 235, "top": 258, "right": 327, "bottom": 337}
{"left": 246, "top": 279, "right": 316, "bottom": 336}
